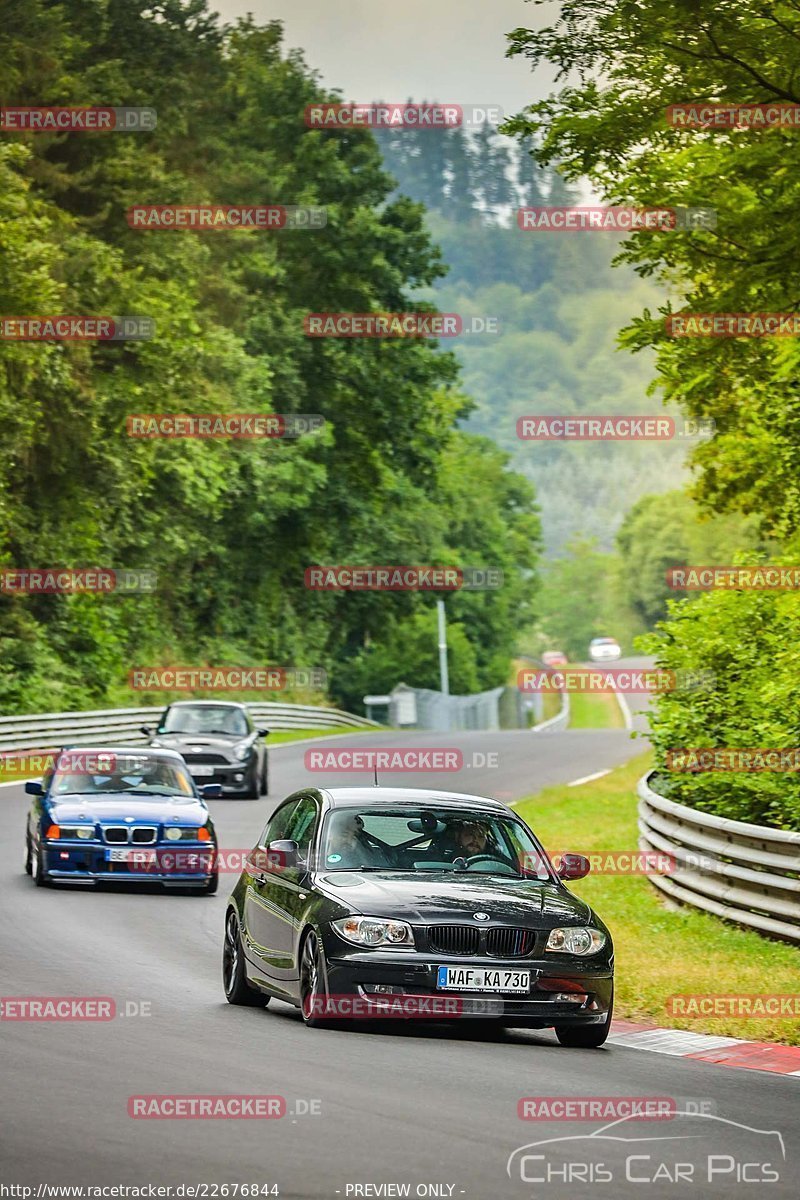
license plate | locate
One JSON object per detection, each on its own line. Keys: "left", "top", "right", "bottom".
{"left": 436, "top": 966, "right": 531, "bottom": 993}
{"left": 188, "top": 765, "right": 214, "bottom": 777}
{"left": 106, "top": 847, "right": 157, "bottom": 864}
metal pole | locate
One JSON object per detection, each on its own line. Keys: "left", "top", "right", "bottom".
{"left": 437, "top": 599, "right": 450, "bottom": 697}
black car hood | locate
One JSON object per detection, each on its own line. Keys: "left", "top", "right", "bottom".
{"left": 314, "top": 871, "right": 592, "bottom": 928}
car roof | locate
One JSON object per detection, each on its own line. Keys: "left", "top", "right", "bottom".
{"left": 318, "top": 786, "right": 512, "bottom": 815}
{"left": 164, "top": 700, "right": 248, "bottom": 709}
{"left": 59, "top": 745, "right": 187, "bottom": 763}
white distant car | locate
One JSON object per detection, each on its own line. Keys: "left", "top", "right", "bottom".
{"left": 589, "top": 637, "right": 621, "bottom": 662}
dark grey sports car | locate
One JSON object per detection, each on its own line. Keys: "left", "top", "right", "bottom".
{"left": 223, "top": 786, "right": 614, "bottom": 1045}
{"left": 143, "top": 700, "right": 269, "bottom": 799}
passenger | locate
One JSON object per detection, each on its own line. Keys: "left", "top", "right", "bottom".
{"left": 329, "top": 815, "right": 393, "bottom": 870}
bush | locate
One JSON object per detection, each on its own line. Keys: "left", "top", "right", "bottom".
{"left": 641, "top": 571, "right": 800, "bottom": 831}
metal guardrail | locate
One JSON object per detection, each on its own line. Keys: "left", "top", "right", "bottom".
{"left": 530, "top": 688, "right": 569, "bottom": 732}
{"left": 637, "top": 769, "right": 800, "bottom": 943}
{"left": 0, "top": 702, "right": 378, "bottom": 753}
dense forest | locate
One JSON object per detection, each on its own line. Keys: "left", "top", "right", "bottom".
{"left": 0, "top": 0, "right": 541, "bottom": 714}
{"left": 377, "top": 124, "right": 688, "bottom": 554}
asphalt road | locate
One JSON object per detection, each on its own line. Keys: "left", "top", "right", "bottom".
{"left": 2, "top": 673, "right": 797, "bottom": 1198}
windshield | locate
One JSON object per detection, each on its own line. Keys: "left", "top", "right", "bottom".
{"left": 320, "top": 807, "right": 554, "bottom": 879}
{"left": 52, "top": 755, "right": 195, "bottom": 797}
{"left": 161, "top": 705, "right": 249, "bottom": 736}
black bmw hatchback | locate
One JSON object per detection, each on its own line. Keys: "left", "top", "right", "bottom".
{"left": 223, "top": 787, "right": 614, "bottom": 1046}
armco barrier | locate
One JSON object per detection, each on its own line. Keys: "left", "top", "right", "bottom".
{"left": 637, "top": 769, "right": 800, "bottom": 944}
{"left": 0, "top": 702, "right": 377, "bottom": 754}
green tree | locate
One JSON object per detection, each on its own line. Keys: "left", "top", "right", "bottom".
{"left": 504, "top": 0, "right": 800, "bottom": 538}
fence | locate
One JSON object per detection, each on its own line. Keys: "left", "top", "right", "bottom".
{"left": 637, "top": 770, "right": 800, "bottom": 944}
{"left": 385, "top": 683, "right": 531, "bottom": 733}
{"left": 0, "top": 702, "right": 377, "bottom": 754}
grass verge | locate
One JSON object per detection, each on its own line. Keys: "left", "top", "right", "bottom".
{"left": 568, "top": 690, "right": 624, "bottom": 730}
{"left": 515, "top": 752, "right": 800, "bottom": 1045}
{"left": 267, "top": 726, "right": 378, "bottom": 746}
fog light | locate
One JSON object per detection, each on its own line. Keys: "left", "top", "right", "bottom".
{"left": 551, "top": 992, "right": 587, "bottom": 1004}
{"left": 234, "top": 773, "right": 244, "bottom": 783}
{"left": 362, "top": 984, "right": 404, "bottom": 995}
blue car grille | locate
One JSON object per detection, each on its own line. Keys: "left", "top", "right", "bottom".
{"left": 101, "top": 826, "right": 158, "bottom": 845}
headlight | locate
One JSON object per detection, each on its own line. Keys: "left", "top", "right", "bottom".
{"left": 234, "top": 741, "right": 253, "bottom": 761}
{"left": 331, "top": 916, "right": 415, "bottom": 948}
{"left": 164, "top": 827, "right": 202, "bottom": 842}
{"left": 545, "top": 926, "right": 606, "bottom": 955}
{"left": 59, "top": 826, "right": 97, "bottom": 841}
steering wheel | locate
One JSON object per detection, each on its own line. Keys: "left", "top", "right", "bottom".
{"left": 462, "top": 853, "right": 517, "bottom": 874}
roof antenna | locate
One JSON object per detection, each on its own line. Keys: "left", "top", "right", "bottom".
{"left": 373, "top": 765, "right": 379, "bottom": 787}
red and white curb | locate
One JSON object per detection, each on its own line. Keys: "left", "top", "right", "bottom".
{"left": 609, "top": 1018, "right": 800, "bottom": 1076}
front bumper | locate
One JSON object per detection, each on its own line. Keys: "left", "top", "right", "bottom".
{"left": 186, "top": 763, "right": 254, "bottom": 793}
{"left": 42, "top": 843, "right": 217, "bottom": 884}
{"left": 323, "top": 948, "right": 613, "bottom": 1026}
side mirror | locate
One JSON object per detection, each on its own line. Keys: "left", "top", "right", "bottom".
{"left": 25, "top": 780, "right": 44, "bottom": 797}
{"left": 258, "top": 729, "right": 270, "bottom": 738}
{"left": 266, "top": 839, "right": 298, "bottom": 871}
{"left": 200, "top": 783, "right": 223, "bottom": 799}
{"left": 140, "top": 725, "right": 152, "bottom": 737}
{"left": 556, "top": 852, "right": 590, "bottom": 881}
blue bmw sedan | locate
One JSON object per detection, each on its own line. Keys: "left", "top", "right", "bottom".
{"left": 24, "top": 747, "right": 221, "bottom": 893}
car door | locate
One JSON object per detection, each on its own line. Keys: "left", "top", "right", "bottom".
{"left": 246, "top": 794, "right": 319, "bottom": 992}
{"left": 242, "top": 797, "right": 300, "bottom": 977}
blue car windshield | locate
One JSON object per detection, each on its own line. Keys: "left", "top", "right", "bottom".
{"left": 52, "top": 757, "right": 194, "bottom": 797}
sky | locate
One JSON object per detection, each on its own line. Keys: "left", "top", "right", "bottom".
{"left": 211, "top": 0, "right": 557, "bottom": 118}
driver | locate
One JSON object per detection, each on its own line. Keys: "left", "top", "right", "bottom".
{"left": 453, "top": 820, "right": 491, "bottom": 858}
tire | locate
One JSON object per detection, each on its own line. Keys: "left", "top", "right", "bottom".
{"left": 203, "top": 872, "right": 219, "bottom": 895}
{"left": 240, "top": 762, "right": 260, "bottom": 800}
{"left": 259, "top": 754, "right": 269, "bottom": 797}
{"left": 299, "top": 930, "right": 338, "bottom": 1028}
{"left": 33, "top": 843, "right": 51, "bottom": 888}
{"left": 24, "top": 834, "right": 33, "bottom": 876}
{"left": 223, "top": 910, "right": 269, "bottom": 1006}
{"left": 555, "top": 989, "right": 613, "bottom": 1048}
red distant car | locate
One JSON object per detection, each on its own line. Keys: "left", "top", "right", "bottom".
{"left": 541, "top": 650, "right": 568, "bottom": 667}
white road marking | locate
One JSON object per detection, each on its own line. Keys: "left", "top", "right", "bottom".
{"left": 567, "top": 769, "right": 611, "bottom": 788}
